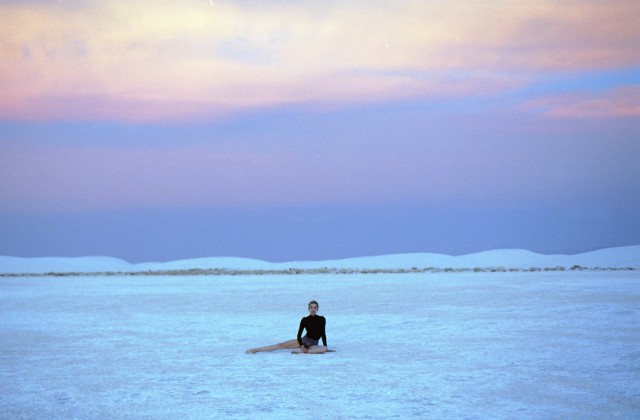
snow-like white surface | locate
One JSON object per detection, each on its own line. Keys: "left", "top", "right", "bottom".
{"left": 1, "top": 271, "right": 638, "bottom": 418}
{"left": 0, "top": 255, "right": 134, "bottom": 274}
{"left": 1, "top": 245, "right": 639, "bottom": 274}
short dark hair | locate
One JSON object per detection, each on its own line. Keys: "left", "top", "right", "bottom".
{"left": 308, "top": 300, "right": 319, "bottom": 308}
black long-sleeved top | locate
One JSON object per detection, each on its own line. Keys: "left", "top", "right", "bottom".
{"left": 297, "top": 315, "right": 327, "bottom": 347}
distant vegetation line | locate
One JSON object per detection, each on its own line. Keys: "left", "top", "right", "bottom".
{"left": 1, "top": 265, "right": 636, "bottom": 277}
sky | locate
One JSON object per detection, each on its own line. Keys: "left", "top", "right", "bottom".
{"left": 1, "top": 0, "right": 639, "bottom": 263}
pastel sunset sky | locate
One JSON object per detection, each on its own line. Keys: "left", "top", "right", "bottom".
{"left": 1, "top": 0, "right": 639, "bottom": 262}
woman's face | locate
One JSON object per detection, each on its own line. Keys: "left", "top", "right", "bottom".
{"left": 308, "top": 303, "right": 318, "bottom": 315}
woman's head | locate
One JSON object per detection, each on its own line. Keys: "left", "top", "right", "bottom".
{"left": 308, "top": 300, "right": 319, "bottom": 314}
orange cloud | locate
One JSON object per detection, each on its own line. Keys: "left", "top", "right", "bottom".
{"left": 1, "top": 0, "right": 638, "bottom": 121}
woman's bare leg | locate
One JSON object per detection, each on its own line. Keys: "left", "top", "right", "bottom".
{"left": 291, "top": 345, "right": 328, "bottom": 354}
{"left": 306, "top": 345, "right": 328, "bottom": 354}
{"left": 246, "top": 339, "right": 299, "bottom": 354}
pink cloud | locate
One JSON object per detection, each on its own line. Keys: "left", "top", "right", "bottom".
{"left": 523, "top": 86, "right": 640, "bottom": 118}
{"left": 0, "top": 1, "right": 638, "bottom": 122}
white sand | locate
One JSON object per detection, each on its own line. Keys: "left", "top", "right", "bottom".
{"left": 1, "top": 271, "right": 638, "bottom": 418}
{"left": 1, "top": 245, "right": 639, "bottom": 274}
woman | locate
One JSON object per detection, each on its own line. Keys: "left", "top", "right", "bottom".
{"left": 245, "top": 300, "right": 329, "bottom": 354}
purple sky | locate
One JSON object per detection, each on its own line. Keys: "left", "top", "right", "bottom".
{"left": 1, "top": 1, "right": 639, "bottom": 262}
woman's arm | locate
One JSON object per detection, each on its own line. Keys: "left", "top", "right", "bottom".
{"left": 296, "top": 317, "right": 305, "bottom": 346}
{"left": 321, "top": 317, "right": 327, "bottom": 347}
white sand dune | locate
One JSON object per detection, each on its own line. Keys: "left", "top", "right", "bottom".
{"left": 1, "top": 245, "right": 638, "bottom": 274}
{"left": 0, "top": 255, "right": 133, "bottom": 274}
